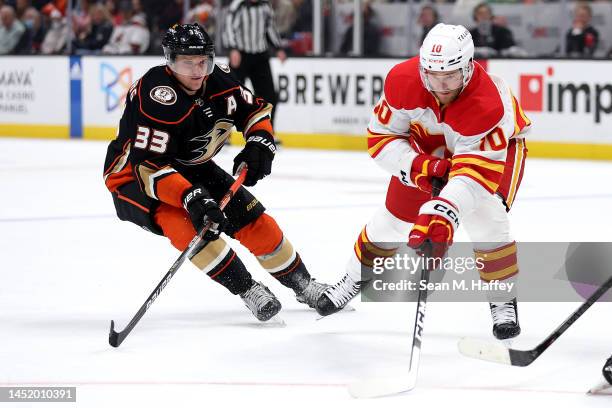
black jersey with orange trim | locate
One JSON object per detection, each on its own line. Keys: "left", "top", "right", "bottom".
{"left": 103, "top": 63, "right": 273, "bottom": 208}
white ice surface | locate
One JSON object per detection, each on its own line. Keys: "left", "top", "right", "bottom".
{"left": 0, "top": 138, "right": 611, "bottom": 407}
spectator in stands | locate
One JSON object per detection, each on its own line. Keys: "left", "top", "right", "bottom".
{"left": 41, "top": 7, "right": 68, "bottom": 54}
{"left": 290, "top": 0, "right": 311, "bottom": 33}
{"left": 106, "top": 0, "right": 141, "bottom": 26}
{"left": 22, "top": 6, "right": 44, "bottom": 52}
{"left": 184, "top": 0, "right": 215, "bottom": 36}
{"left": 15, "top": 0, "right": 29, "bottom": 19}
{"left": 0, "top": 5, "right": 26, "bottom": 54}
{"left": 104, "top": 0, "right": 123, "bottom": 26}
{"left": 73, "top": 3, "right": 113, "bottom": 54}
{"left": 339, "top": 2, "right": 381, "bottom": 56}
{"left": 469, "top": 2, "right": 516, "bottom": 57}
{"left": 566, "top": 2, "right": 598, "bottom": 57}
{"left": 72, "top": 0, "right": 92, "bottom": 40}
{"left": 131, "top": 0, "right": 143, "bottom": 16}
{"left": 138, "top": 0, "right": 178, "bottom": 56}
{"left": 158, "top": 0, "right": 183, "bottom": 31}
{"left": 41, "top": 1, "right": 68, "bottom": 19}
{"left": 102, "top": 11, "right": 149, "bottom": 54}
{"left": 418, "top": 5, "right": 438, "bottom": 45}
{"left": 272, "top": 0, "right": 295, "bottom": 39}
{"left": 411, "top": 4, "right": 438, "bottom": 54}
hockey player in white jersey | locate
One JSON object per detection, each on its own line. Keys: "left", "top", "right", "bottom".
{"left": 316, "top": 23, "right": 531, "bottom": 340}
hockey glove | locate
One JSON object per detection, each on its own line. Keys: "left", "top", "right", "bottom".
{"left": 408, "top": 198, "right": 460, "bottom": 258}
{"left": 233, "top": 133, "right": 276, "bottom": 186}
{"left": 182, "top": 185, "right": 227, "bottom": 241}
{"left": 409, "top": 155, "right": 451, "bottom": 193}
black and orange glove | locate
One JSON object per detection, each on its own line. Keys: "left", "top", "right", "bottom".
{"left": 408, "top": 198, "right": 460, "bottom": 258}
{"left": 407, "top": 154, "right": 451, "bottom": 193}
{"left": 233, "top": 133, "right": 276, "bottom": 187}
{"left": 182, "top": 185, "right": 227, "bottom": 241}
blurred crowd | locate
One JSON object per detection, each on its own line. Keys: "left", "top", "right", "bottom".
{"left": 0, "top": 0, "right": 609, "bottom": 58}
{"left": 412, "top": 1, "right": 603, "bottom": 58}
{"left": 0, "top": 0, "right": 211, "bottom": 55}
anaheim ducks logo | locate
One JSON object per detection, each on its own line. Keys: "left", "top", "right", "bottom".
{"left": 177, "top": 119, "right": 234, "bottom": 166}
{"left": 217, "top": 63, "right": 231, "bottom": 74}
{"left": 150, "top": 86, "right": 177, "bottom": 105}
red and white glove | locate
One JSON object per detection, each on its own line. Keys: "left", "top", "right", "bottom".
{"left": 408, "top": 198, "right": 460, "bottom": 257}
{"left": 403, "top": 154, "right": 451, "bottom": 194}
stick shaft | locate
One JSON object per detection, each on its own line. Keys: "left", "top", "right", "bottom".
{"left": 109, "top": 164, "right": 248, "bottom": 347}
{"left": 526, "top": 274, "right": 612, "bottom": 361}
{"left": 406, "top": 178, "right": 444, "bottom": 376}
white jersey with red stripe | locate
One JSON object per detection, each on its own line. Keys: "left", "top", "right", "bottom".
{"left": 367, "top": 57, "right": 530, "bottom": 218}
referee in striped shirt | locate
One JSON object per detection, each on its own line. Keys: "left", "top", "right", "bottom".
{"left": 223, "top": 0, "right": 287, "bottom": 128}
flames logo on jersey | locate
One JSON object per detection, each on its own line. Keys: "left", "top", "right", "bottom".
{"left": 409, "top": 122, "right": 448, "bottom": 157}
{"left": 177, "top": 119, "right": 234, "bottom": 166}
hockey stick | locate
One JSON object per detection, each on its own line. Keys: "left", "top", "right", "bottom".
{"left": 348, "top": 178, "right": 444, "bottom": 398}
{"left": 458, "top": 274, "right": 612, "bottom": 366}
{"left": 108, "top": 163, "right": 248, "bottom": 348}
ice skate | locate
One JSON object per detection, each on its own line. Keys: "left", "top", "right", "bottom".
{"left": 489, "top": 298, "right": 521, "bottom": 340}
{"left": 240, "top": 281, "right": 282, "bottom": 322}
{"left": 295, "top": 279, "right": 330, "bottom": 310}
{"left": 315, "top": 274, "right": 361, "bottom": 316}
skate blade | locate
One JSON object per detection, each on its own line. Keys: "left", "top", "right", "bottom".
{"left": 262, "top": 316, "right": 286, "bottom": 327}
{"left": 316, "top": 305, "right": 356, "bottom": 321}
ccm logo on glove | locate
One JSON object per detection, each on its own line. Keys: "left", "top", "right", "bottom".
{"left": 432, "top": 202, "right": 459, "bottom": 228}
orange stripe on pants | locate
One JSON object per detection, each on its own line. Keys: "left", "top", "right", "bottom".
{"left": 153, "top": 203, "right": 196, "bottom": 251}
{"left": 234, "top": 213, "right": 283, "bottom": 256}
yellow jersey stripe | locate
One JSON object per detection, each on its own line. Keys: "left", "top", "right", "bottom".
{"left": 449, "top": 168, "right": 499, "bottom": 191}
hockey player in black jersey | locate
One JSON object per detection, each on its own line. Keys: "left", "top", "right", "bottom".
{"left": 103, "top": 23, "right": 329, "bottom": 321}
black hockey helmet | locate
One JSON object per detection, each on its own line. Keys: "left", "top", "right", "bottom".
{"left": 162, "top": 23, "right": 215, "bottom": 76}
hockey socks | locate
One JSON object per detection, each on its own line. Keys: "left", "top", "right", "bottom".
{"left": 191, "top": 239, "right": 253, "bottom": 295}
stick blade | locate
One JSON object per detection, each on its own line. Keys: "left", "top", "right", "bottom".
{"left": 458, "top": 337, "right": 512, "bottom": 365}
{"left": 108, "top": 320, "right": 121, "bottom": 348}
{"left": 348, "top": 376, "right": 415, "bottom": 399}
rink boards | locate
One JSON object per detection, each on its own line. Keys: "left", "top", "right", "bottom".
{"left": 1, "top": 56, "right": 612, "bottom": 160}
